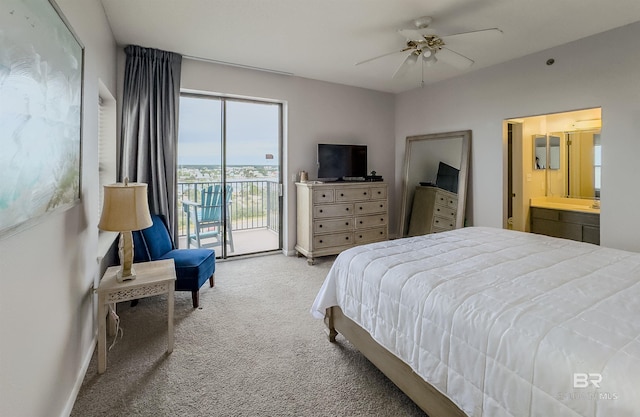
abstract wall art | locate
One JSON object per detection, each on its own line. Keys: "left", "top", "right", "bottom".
{"left": 0, "top": 0, "right": 83, "bottom": 237}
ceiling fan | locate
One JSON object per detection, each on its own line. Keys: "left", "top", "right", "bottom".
{"left": 357, "top": 16, "right": 503, "bottom": 79}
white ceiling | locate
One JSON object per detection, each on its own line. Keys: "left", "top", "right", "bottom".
{"left": 99, "top": 0, "right": 640, "bottom": 93}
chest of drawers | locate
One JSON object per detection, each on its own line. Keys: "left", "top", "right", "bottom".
{"left": 295, "top": 182, "right": 388, "bottom": 265}
{"left": 407, "top": 186, "right": 458, "bottom": 236}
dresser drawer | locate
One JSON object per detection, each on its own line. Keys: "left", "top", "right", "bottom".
{"left": 355, "top": 227, "right": 387, "bottom": 243}
{"left": 313, "top": 218, "right": 354, "bottom": 233}
{"left": 434, "top": 190, "right": 457, "bottom": 209}
{"left": 432, "top": 215, "right": 455, "bottom": 230}
{"left": 313, "top": 189, "right": 335, "bottom": 203}
{"left": 370, "top": 186, "right": 387, "bottom": 199}
{"left": 313, "top": 203, "right": 353, "bottom": 218}
{"left": 314, "top": 232, "right": 353, "bottom": 248}
{"left": 355, "top": 200, "right": 387, "bottom": 215}
{"left": 355, "top": 214, "right": 387, "bottom": 229}
{"left": 433, "top": 203, "right": 456, "bottom": 220}
{"left": 335, "top": 187, "right": 371, "bottom": 202}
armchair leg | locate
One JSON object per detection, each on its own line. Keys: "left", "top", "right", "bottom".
{"left": 191, "top": 290, "right": 199, "bottom": 308}
{"left": 209, "top": 274, "right": 215, "bottom": 287}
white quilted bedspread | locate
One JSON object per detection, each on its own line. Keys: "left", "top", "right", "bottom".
{"left": 311, "top": 227, "right": 640, "bottom": 417}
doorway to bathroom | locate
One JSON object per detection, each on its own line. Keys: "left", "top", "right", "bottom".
{"left": 504, "top": 108, "right": 601, "bottom": 239}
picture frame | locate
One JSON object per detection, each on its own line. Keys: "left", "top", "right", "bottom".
{"left": 0, "top": 0, "right": 84, "bottom": 238}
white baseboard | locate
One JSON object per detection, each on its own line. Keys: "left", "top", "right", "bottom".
{"left": 60, "top": 333, "right": 97, "bottom": 417}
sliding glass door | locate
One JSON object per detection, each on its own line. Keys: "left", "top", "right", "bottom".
{"left": 177, "top": 94, "right": 282, "bottom": 258}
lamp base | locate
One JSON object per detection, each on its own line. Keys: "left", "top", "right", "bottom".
{"left": 116, "top": 267, "right": 137, "bottom": 283}
{"left": 116, "top": 231, "right": 136, "bottom": 282}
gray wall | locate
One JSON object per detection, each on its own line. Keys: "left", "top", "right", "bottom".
{"left": 396, "top": 22, "right": 640, "bottom": 251}
{"left": 0, "top": 1, "right": 117, "bottom": 416}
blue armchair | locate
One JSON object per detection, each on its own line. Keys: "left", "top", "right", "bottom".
{"left": 133, "top": 215, "right": 216, "bottom": 308}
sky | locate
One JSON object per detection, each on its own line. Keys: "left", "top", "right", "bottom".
{"left": 178, "top": 96, "right": 280, "bottom": 166}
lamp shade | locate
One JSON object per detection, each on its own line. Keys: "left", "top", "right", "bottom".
{"left": 98, "top": 181, "right": 153, "bottom": 232}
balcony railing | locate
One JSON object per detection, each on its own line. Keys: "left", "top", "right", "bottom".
{"left": 177, "top": 180, "right": 280, "bottom": 237}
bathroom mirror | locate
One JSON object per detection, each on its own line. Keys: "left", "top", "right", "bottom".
{"left": 535, "top": 130, "right": 601, "bottom": 198}
{"left": 564, "top": 130, "right": 601, "bottom": 198}
{"left": 548, "top": 135, "right": 561, "bottom": 170}
{"left": 534, "top": 135, "right": 546, "bottom": 169}
{"left": 534, "top": 134, "right": 560, "bottom": 170}
{"left": 399, "top": 130, "right": 471, "bottom": 237}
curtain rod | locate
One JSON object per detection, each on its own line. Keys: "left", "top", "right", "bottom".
{"left": 183, "top": 55, "right": 294, "bottom": 77}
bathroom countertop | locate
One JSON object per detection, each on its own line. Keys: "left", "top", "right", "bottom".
{"left": 529, "top": 201, "right": 600, "bottom": 214}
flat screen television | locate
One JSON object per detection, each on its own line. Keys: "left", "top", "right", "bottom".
{"left": 317, "top": 144, "right": 367, "bottom": 181}
{"left": 436, "top": 162, "right": 460, "bottom": 194}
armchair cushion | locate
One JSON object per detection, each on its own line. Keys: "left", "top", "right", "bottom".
{"left": 140, "top": 216, "right": 174, "bottom": 259}
{"left": 158, "top": 248, "right": 216, "bottom": 293}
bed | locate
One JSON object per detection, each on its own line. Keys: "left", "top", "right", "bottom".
{"left": 311, "top": 227, "right": 640, "bottom": 417}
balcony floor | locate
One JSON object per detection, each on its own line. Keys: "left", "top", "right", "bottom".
{"left": 178, "top": 227, "right": 280, "bottom": 256}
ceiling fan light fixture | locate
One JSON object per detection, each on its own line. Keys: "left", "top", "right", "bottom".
{"left": 407, "top": 52, "right": 419, "bottom": 65}
{"left": 424, "top": 52, "right": 438, "bottom": 66}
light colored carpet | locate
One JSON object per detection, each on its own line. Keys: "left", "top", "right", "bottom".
{"left": 71, "top": 253, "right": 425, "bottom": 416}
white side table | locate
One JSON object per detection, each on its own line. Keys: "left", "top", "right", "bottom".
{"left": 97, "top": 259, "right": 176, "bottom": 374}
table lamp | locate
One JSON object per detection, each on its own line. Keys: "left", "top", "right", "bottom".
{"left": 98, "top": 178, "right": 153, "bottom": 282}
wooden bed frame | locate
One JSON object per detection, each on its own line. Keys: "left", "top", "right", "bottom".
{"left": 325, "top": 306, "right": 468, "bottom": 417}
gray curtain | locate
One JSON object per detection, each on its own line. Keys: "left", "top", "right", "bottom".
{"left": 120, "top": 45, "right": 182, "bottom": 242}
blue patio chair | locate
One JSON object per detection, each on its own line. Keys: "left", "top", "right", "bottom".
{"left": 133, "top": 215, "right": 215, "bottom": 308}
{"left": 182, "top": 184, "right": 234, "bottom": 252}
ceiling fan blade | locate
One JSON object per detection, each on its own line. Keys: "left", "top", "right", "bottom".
{"left": 392, "top": 52, "right": 419, "bottom": 79}
{"left": 355, "top": 48, "right": 407, "bottom": 66}
{"left": 440, "top": 27, "right": 503, "bottom": 41}
{"left": 437, "top": 47, "right": 474, "bottom": 69}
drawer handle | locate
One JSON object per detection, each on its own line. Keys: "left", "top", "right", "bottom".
{"left": 440, "top": 197, "right": 444, "bottom": 201}
{"left": 359, "top": 206, "right": 363, "bottom": 210}
{"left": 340, "top": 193, "right": 344, "bottom": 197}
{"left": 380, "top": 204, "right": 383, "bottom": 208}
{"left": 319, "top": 224, "right": 323, "bottom": 228}
{"left": 363, "top": 192, "right": 367, "bottom": 195}
{"left": 319, "top": 239, "right": 323, "bottom": 243}
{"left": 380, "top": 218, "right": 384, "bottom": 222}
{"left": 322, "top": 194, "right": 326, "bottom": 197}
{"left": 380, "top": 231, "right": 383, "bottom": 235}
{"left": 345, "top": 222, "right": 349, "bottom": 225}
{"left": 377, "top": 191, "right": 381, "bottom": 194}
{"left": 359, "top": 221, "right": 363, "bottom": 224}
{"left": 319, "top": 209, "right": 323, "bottom": 213}
{"left": 436, "top": 208, "right": 441, "bottom": 212}
{"left": 359, "top": 235, "right": 363, "bottom": 238}
{"left": 435, "top": 219, "right": 440, "bottom": 224}
{"left": 345, "top": 236, "right": 349, "bottom": 240}
{"left": 346, "top": 207, "right": 349, "bottom": 211}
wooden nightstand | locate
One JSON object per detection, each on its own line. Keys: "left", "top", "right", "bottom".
{"left": 97, "top": 259, "right": 177, "bottom": 373}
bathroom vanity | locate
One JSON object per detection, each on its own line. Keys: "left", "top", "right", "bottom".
{"left": 530, "top": 198, "right": 600, "bottom": 245}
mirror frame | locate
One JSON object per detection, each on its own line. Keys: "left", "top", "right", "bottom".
{"left": 399, "top": 130, "right": 471, "bottom": 237}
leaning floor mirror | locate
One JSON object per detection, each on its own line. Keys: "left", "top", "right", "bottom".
{"left": 399, "top": 130, "right": 471, "bottom": 237}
